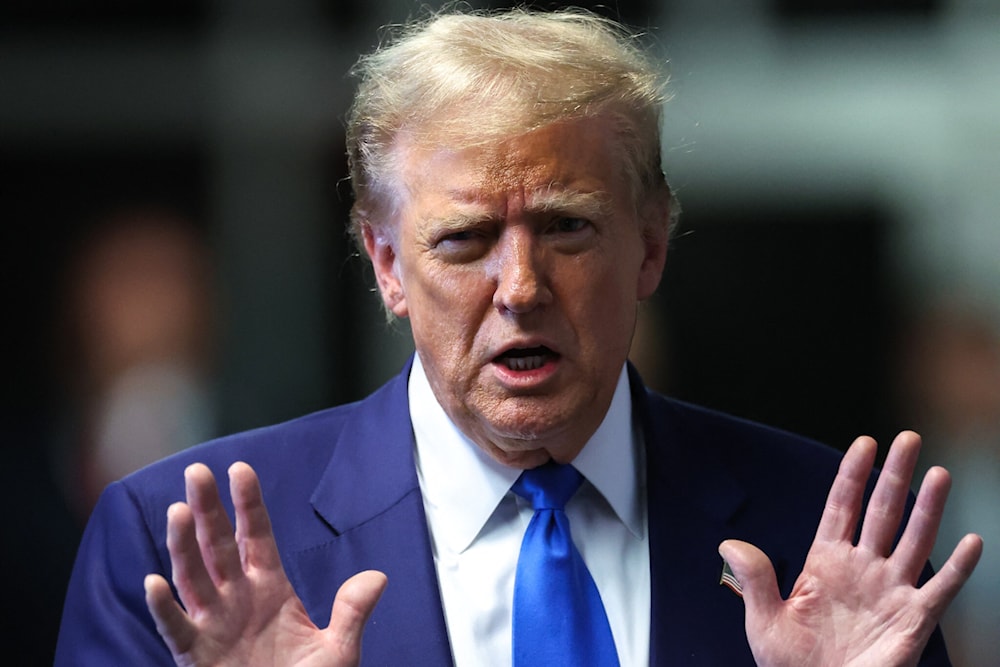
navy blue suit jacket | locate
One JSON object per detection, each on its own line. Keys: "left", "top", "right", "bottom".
{"left": 55, "top": 363, "right": 951, "bottom": 665}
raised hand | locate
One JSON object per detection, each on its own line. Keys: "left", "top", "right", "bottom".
{"left": 720, "top": 431, "right": 983, "bottom": 667}
{"left": 144, "top": 462, "right": 387, "bottom": 667}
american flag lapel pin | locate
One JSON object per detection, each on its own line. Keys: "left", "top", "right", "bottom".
{"left": 719, "top": 559, "right": 744, "bottom": 597}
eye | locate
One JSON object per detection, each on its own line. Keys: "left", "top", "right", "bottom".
{"left": 549, "top": 217, "right": 590, "bottom": 234}
{"left": 440, "top": 230, "right": 478, "bottom": 243}
{"left": 431, "top": 228, "right": 492, "bottom": 263}
{"left": 434, "top": 228, "right": 486, "bottom": 249}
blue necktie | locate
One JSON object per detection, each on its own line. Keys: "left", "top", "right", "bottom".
{"left": 511, "top": 462, "right": 620, "bottom": 666}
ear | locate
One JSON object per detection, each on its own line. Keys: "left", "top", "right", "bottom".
{"left": 635, "top": 186, "right": 671, "bottom": 301}
{"left": 362, "top": 223, "right": 409, "bottom": 318}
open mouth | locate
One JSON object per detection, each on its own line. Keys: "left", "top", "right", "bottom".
{"left": 494, "top": 346, "right": 557, "bottom": 371}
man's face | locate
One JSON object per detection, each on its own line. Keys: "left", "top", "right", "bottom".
{"left": 365, "top": 116, "right": 668, "bottom": 468}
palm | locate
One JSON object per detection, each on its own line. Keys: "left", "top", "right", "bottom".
{"left": 721, "top": 432, "right": 982, "bottom": 667}
{"left": 144, "top": 462, "right": 386, "bottom": 667}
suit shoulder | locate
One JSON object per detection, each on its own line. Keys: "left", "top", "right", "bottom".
{"left": 126, "top": 402, "right": 347, "bottom": 478}
{"left": 643, "top": 392, "right": 846, "bottom": 487}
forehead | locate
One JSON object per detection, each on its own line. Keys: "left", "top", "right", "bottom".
{"left": 395, "top": 116, "right": 630, "bottom": 210}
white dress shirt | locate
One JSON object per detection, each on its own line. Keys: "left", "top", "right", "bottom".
{"left": 410, "top": 355, "right": 651, "bottom": 666}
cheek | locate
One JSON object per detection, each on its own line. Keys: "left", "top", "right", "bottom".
{"left": 406, "top": 265, "right": 493, "bottom": 351}
{"left": 570, "top": 262, "right": 640, "bottom": 345}
{"left": 420, "top": 266, "right": 489, "bottom": 321}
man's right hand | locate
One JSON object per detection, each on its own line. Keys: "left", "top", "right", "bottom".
{"left": 144, "top": 462, "right": 387, "bottom": 667}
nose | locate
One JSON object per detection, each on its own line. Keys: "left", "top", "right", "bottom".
{"left": 491, "top": 228, "right": 552, "bottom": 315}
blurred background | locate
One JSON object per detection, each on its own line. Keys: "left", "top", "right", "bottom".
{"left": 1, "top": 0, "right": 996, "bottom": 664}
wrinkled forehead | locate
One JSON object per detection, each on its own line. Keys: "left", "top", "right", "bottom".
{"left": 391, "top": 114, "right": 631, "bottom": 204}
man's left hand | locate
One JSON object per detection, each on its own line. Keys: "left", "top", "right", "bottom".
{"left": 720, "top": 431, "right": 983, "bottom": 667}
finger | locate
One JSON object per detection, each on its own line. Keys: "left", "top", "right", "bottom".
{"left": 165, "top": 501, "right": 219, "bottom": 610}
{"left": 814, "top": 436, "right": 878, "bottom": 544}
{"left": 919, "top": 533, "right": 984, "bottom": 619}
{"left": 145, "top": 573, "right": 197, "bottom": 657}
{"left": 185, "top": 463, "right": 244, "bottom": 585}
{"left": 892, "top": 465, "right": 951, "bottom": 581}
{"left": 858, "top": 431, "right": 921, "bottom": 557}
{"left": 230, "top": 461, "right": 283, "bottom": 572}
{"left": 718, "top": 540, "right": 782, "bottom": 628}
{"left": 327, "top": 570, "right": 388, "bottom": 661}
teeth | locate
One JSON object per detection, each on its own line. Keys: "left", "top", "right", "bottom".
{"left": 506, "top": 355, "right": 545, "bottom": 371}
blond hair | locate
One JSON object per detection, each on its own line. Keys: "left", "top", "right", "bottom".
{"left": 346, "top": 7, "right": 673, "bottom": 244}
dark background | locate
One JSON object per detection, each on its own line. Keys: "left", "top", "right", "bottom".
{"left": 5, "top": 1, "right": 997, "bottom": 664}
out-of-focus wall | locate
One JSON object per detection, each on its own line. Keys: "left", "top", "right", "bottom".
{"left": 651, "top": 4, "right": 999, "bottom": 664}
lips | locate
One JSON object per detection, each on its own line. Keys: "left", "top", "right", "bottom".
{"left": 495, "top": 346, "right": 557, "bottom": 371}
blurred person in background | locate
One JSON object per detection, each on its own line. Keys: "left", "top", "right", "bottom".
{"left": 898, "top": 294, "right": 1000, "bottom": 667}
{"left": 54, "top": 207, "right": 219, "bottom": 518}
{"left": 1, "top": 206, "right": 219, "bottom": 664}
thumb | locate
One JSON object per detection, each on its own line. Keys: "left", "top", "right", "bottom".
{"left": 719, "top": 539, "right": 782, "bottom": 625}
{"left": 327, "top": 570, "right": 388, "bottom": 661}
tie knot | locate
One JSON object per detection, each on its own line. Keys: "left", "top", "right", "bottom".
{"left": 512, "top": 462, "right": 583, "bottom": 511}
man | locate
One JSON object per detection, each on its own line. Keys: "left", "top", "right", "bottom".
{"left": 55, "top": 8, "right": 982, "bottom": 666}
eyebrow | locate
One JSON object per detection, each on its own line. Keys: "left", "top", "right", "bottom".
{"left": 423, "top": 208, "right": 494, "bottom": 234}
{"left": 427, "top": 186, "right": 614, "bottom": 230}
{"left": 527, "top": 187, "right": 614, "bottom": 220}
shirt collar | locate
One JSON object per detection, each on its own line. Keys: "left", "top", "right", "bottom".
{"left": 410, "top": 355, "right": 643, "bottom": 554}
{"left": 572, "top": 365, "right": 644, "bottom": 540}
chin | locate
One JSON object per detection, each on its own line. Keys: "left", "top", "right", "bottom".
{"left": 487, "top": 445, "right": 553, "bottom": 470}
{"left": 487, "top": 408, "right": 582, "bottom": 447}
{"left": 484, "top": 409, "right": 567, "bottom": 443}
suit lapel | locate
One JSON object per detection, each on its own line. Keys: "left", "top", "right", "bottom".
{"left": 630, "top": 368, "right": 757, "bottom": 665}
{"left": 285, "top": 361, "right": 454, "bottom": 666}
{"left": 280, "top": 362, "right": 764, "bottom": 665}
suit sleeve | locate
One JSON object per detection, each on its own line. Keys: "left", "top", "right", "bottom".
{"left": 54, "top": 481, "right": 175, "bottom": 665}
{"left": 920, "top": 561, "right": 955, "bottom": 666}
